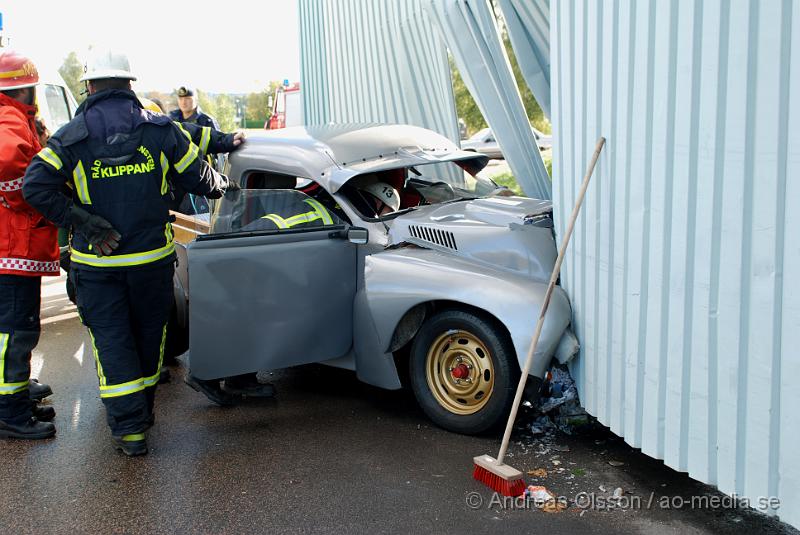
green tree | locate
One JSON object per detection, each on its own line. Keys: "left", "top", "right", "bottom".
{"left": 213, "top": 94, "right": 236, "bottom": 132}
{"left": 450, "top": 33, "right": 550, "bottom": 137}
{"left": 244, "top": 81, "right": 283, "bottom": 127}
{"left": 245, "top": 90, "right": 270, "bottom": 123}
{"left": 59, "top": 51, "right": 86, "bottom": 104}
{"left": 196, "top": 89, "right": 216, "bottom": 118}
{"left": 450, "top": 56, "right": 486, "bottom": 137}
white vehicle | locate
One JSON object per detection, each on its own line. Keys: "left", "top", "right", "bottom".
{"left": 36, "top": 72, "right": 79, "bottom": 132}
{"left": 462, "top": 126, "right": 552, "bottom": 160}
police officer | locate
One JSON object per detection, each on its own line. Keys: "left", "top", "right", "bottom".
{"left": 0, "top": 50, "right": 58, "bottom": 440}
{"left": 23, "top": 49, "right": 231, "bottom": 456}
{"left": 169, "top": 86, "right": 224, "bottom": 171}
{"left": 169, "top": 86, "right": 219, "bottom": 130}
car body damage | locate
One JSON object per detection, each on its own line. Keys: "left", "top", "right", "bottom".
{"left": 175, "top": 123, "right": 576, "bottom": 433}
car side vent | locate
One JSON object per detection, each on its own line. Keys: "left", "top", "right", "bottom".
{"left": 409, "top": 225, "right": 458, "bottom": 250}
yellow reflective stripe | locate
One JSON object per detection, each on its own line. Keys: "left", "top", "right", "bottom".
{"left": 175, "top": 122, "right": 191, "bottom": 140}
{"left": 0, "top": 333, "right": 7, "bottom": 381}
{"left": 261, "top": 214, "right": 288, "bottom": 229}
{"left": 159, "top": 152, "right": 169, "bottom": 195}
{"left": 70, "top": 242, "right": 175, "bottom": 268}
{"left": 174, "top": 143, "right": 199, "bottom": 174}
{"left": 0, "top": 68, "right": 32, "bottom": 79}
{"left": 199, "top": 127, "right": 211, "bottom": 155}
{"left": 0, "top": 381, "right": 28, "bottom": 395}
{"left": 122, "top": 433, "right": 146, "bottom": 442}
{"left": 99, "top": 377, "right": 145, "bottom": 398}
{"left": 38, "top": 147, "right": 63, "bottom": 170}
{"left": 143, "top": 323, "right": 168, "bottom": 388}
{"left": 0, "top": 333, "right": 28, "bottom": 395}
{"left": 304, "top": 198, "right": 334, "bottom": 225}
{"left": 73, "top": 161, "right": 91, "bottom": 205}
{"left": 87, "top": 328, "right": 107, "bottom": 386}
{"left": 164, "top": 222, "right": 174, "bottom": 246}
{"left": 284, "top": 211, "right": 321, "bottom": 227}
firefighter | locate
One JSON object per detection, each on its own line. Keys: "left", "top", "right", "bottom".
{"left": 23, "top": 49, "right": 231, "bottom": 456}
{"left": 0, "top": 50, "right": 58, "bottom": 440}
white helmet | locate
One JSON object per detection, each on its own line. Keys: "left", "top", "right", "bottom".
{"left": 361, "top": 181, "right": 400, "bottom": 212}
{"left": 80, "top": 49, "right": 137, "bottom": 82}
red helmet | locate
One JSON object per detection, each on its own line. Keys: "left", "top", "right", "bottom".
{"left": 0, "top": 50, "right": 39, "bottom": 90}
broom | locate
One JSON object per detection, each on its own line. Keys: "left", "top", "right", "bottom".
{"left": 473, "top": 137, "right": 606, "bottom": 496}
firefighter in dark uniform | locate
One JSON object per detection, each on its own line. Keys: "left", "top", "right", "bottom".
{"left": 23, "top": 50, "right": 231, "bottom": 456}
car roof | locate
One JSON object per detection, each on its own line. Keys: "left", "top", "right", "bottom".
{"left": 229, "top": 123, "right": 489, "bottom": 193}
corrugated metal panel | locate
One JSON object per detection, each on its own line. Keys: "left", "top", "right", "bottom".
{"left": 426, "top": 0, "right": 551, "bottom": 199}
{"left": 299, "top": 0, "right": 459, "bottom": 143}
{"left": 497, "top": 0, "right": 551, "bottom": 118}
{"left": 552, "top": 0, "right": 799, "bottom": 527}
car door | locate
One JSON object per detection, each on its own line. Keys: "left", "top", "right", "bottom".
{"left": 187, "top": 198, "right": 358, "bottom": 380}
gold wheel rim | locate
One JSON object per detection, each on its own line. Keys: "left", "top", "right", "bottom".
{"left": 425, "top": 329, "right": 495, "bottom": 415}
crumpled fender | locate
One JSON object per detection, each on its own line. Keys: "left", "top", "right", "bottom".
{"left": 361, "top": 247, "right": 572, "bottom": 379}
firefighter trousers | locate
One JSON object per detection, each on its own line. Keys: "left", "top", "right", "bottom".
{"left": 0, "top": 275, "right": 41, "bottom": 424}
{"left": 71, "top": 263, "right": 173, "bottom": 436}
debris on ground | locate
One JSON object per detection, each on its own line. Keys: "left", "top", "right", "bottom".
{"left": 522, "top": 365, "right": 596, "bottom": 438}
{"left": 608, "top": 460, "right": 625, "bottom": 467}
{"left": 524, "top": 485, "right": 566, "bottom": 513}
{"left": 527, "top": 468, "right": 548, "bottom": 478}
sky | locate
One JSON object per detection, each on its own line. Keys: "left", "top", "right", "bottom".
{"left": 1, "top": 0, "right": 301, "bottom": 94}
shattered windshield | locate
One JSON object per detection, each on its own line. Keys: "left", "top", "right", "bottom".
{"left": 209, "top": 190, "right": 345, "bottom": 234}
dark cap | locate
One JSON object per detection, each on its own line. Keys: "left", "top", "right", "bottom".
{"left": 177, "top": 86, "right": 195, "bottom": 97}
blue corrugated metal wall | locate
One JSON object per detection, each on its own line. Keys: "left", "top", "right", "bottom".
{"left": 299, "top": 0, "right": 459, "bottom": 142}
{"left": 552, "top": 0, "right": 799, "bottom": 526}
{"left": 298, "top": 0, "right": 800, "bottom": 527}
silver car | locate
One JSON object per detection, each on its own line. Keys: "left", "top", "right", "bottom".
{"left": 461, "top": 126, "right": 553, "bottom": 159}
{"left": 171, "top": 124, "right": 574, "bottom": 435}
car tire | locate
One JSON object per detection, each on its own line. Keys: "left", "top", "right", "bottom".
{"left": 409, "top": 309, "right": 519, "bottom": 435}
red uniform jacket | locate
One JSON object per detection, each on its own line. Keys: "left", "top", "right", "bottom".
{"left": 0, "top": 92, "right": 59, "bottom": 276}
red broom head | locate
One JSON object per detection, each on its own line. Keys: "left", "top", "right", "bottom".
{"left": 473, "top": 463, "right": 526, "bottom": 497}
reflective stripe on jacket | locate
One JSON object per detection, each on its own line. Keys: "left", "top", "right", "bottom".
{"left": 23, "top": 89, "right": 227, "bottom": 270}
{"left": 0, "top": 93, "right": 59, "bottom": 276}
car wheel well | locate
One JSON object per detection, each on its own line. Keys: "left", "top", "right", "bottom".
{"left": 390, "top": 300, "right": 515, "bottom": 369}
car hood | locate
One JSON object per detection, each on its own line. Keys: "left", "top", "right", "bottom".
{"left": 387, "top": 196, "right": 558, "bottom": 282}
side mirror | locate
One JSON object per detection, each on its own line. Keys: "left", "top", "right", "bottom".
{"left": 347, "top": 227, "right": 369, "bottom": 245}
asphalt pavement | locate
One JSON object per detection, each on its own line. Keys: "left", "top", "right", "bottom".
{"left": 0, "top": 276, "right": 795, "bottom": 535}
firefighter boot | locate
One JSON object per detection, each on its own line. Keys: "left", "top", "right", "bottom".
{"left": 184, "top": 374, "right": 237, "bottom": 406}
{"left": 29, "top": 379, "right": 52, "bottom": 402}
{"left": 223, "top": 373, "right": 276, "bottom": 398}
{"left": 0, "top": 418, "right": 56, "bottom": 440}
{"left": 31, "top": 402, "right": 55, "bottom": 422}
{"left": 112, "top": 433, "right": 148, "bottom": 456}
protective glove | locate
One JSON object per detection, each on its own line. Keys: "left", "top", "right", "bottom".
{"left": 69, "top": 205, "right": 121, "bottom": 257}
{"left": 224, "top": 176, "right": 241, "bottom": 192}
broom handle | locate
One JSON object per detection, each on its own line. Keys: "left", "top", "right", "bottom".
{"left": 496, "top": 137, "right": 605, "bottom": 465}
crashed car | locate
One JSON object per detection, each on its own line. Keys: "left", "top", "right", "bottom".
{"left": 170, "top": 124, "right": 575, "bottom": 435}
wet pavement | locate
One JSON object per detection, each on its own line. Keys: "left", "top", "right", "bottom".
{"left": 0, "top": 276, "right": 796, "bottom": 535}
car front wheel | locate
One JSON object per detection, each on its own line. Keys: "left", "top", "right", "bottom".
{"left": 409, "top": 309, "right": 519, "bottom": 435}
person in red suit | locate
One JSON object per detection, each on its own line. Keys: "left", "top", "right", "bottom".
{"left": 0, "top": 50, "right": 58, "bottom": 440}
